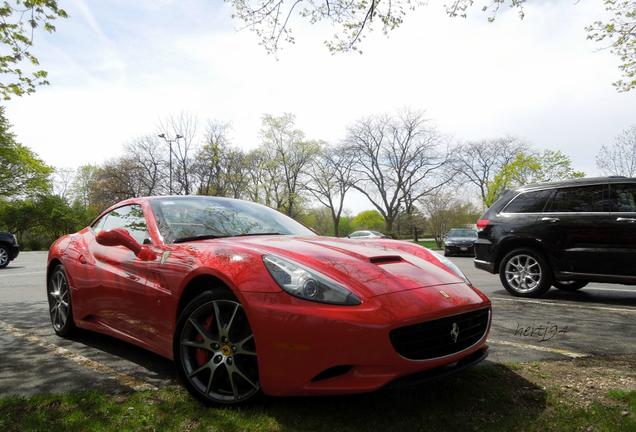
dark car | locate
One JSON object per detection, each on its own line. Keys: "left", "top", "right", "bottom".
{"left": 444, "top": 228, "right": 478, "bottom": 257}
{"left": 0, "top": 232, "right": 20, "bottom": 268}
{"left": 474, "top": 176, "right": 636, "bottom": 297}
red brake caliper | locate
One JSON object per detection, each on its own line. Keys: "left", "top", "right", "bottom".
{"left": 195, "top": 314, "right": 215, "bottom": 366}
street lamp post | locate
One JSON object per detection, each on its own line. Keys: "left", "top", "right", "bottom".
{"left": 158, "top": 133, "right": 183, "bottom": 195}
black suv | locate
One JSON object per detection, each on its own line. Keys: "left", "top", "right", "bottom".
{"left": 474, "top": 177, "right": 636, "bottom": 297}
{"left": 0, "top": 232, "right": 20, "bottom": 268}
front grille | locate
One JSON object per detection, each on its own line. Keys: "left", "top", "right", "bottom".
{"left": 389, "top": 308, "right": 490, "bottom": 360}
{"left": 453, "top": 241, "right": 474, "bottom": 247}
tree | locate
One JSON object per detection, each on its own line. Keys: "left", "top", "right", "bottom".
{"left": 51, "top": 166, "right": 74, "bottom": 199}
{"left": 157, "top": 112, "right": 198, "bottom": 195}
{"left": 305, "top": 143, "right": 355, "bottom": 237}
{"left": 70, "top": 164, "right": 100, "bottom": 211}
{"left": 485, "top": 150, "right": 586, "bottom": 206}
{"left": 228, "top": 0, "right": 635, "bottom": 92}
{"left": 122, "top": 135, "right": 167, "bottom": 196}
{"left": 193, "top": 120, "right": 253, "bottom": 199}
{"left": 93, "top": 157, "right": 151, "bottom": 208}
{"left": 0, "top": 106, "right": 51, "bottom": 198}
{"left": 351, "top": 210, "right": 385, "bottom": 232}
{"left": 0, "top": 0, "right": 68, "bottom": 99}
{"left": 596, "top": 124, "right": 636, "bottom": 176}
{"left": 345, "top": 108, "right": 452, "bottom": 232}
{"left": 455, "top": 136, "right": 530, "bottom": 204}
{"left": 0, "top": 198, "right": 39, "bottom": 238}
{"left": 586, "top": 1, "right": 636, "bottom": 92}
{"left": 226, "top": 0, "right": 531, "bottom": 54}
{"left": 227, "top": 0, "right": 425, "bottom": 55}
{"left": 257, "top": 113, "right": 320, "bottom": 218}
{"left": 302, "top": 206, "right": 334, "bottom": 235}
{"left": 34, "top": 194, "right": 91, "bottom": 239}
{"left": 420, "top": 190, "right": 481, "bottom": 248}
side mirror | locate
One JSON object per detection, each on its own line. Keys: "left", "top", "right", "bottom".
{"left": 96, "top": 228, "right": 156, "bottom": 261}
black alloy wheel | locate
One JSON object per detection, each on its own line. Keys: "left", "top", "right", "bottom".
{"left": 47, "top": 264, "right": 77, "bottom": 336}
{"left": 174, "top": 290, "right": 261, "bottom": 405}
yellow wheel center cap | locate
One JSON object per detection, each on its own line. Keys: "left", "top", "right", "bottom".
{"left": 221, "top": 345, "right": 231, "bottom": 356}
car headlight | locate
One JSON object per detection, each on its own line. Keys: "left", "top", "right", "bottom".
{"left": 426, "top": 249, "right": 472, "bottom": 286}
{"left": 445, "top": 241, "right": 455, "bottom": 246}
{"left": 263, "top": 255, "right": 362, "bottom": 306}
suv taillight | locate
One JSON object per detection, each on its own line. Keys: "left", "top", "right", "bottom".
{"left": 476, "top": 219, "right": 490, "bottom": 230}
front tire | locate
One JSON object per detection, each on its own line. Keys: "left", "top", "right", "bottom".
{"left": 174, "top": 290, "right": 261, "bottom": 406}
{"left": 499, "top": 249, "right": 553, "bottom": 298}
{"left": 47, "top": 264, "right": 77, "bottom": 336}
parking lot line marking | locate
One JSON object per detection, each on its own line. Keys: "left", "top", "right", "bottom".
{"left": 488, "top": 339, "right": 590, "bottom": 358}
{"left": 0, "top": 271, "right": 46, "bottom": 278}
{"left": 0, "top": 321, "right": 157, "bottom": 391}
{"left": 491, "top": 297, "right": 636, "bottom": 314}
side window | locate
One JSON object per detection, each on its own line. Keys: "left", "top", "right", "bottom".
{"left": 548, "top": 185, "right": 604, "bottom": 213}
{"left": 91, "top": 214, "right": 107, "bottom": 233}
{"left": 612, "top": 183, "right": 636, "bottom": 212}
{"left": 503, "top": 189, "right": 552, "bottom": 213}
{"left": 92, "top": 205, "right": 150, "bottom": 244}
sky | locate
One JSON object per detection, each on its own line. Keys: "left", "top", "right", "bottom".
{"left": 4, "top": 0, "right": 636, "bottom": 213}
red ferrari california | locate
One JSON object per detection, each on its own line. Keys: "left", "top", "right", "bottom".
{"left": 47, "top": 196, "right": 491, "bottom": 405}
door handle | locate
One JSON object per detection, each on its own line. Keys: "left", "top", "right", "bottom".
{"left": 617, "top": 217, "right": 636, "bottom": 223}
{"left": 541, "top": 217, "right": 560, "bottom": 222}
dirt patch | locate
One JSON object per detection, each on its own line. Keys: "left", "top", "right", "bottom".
{"left": 512, "top": 354, "right": 636, "bottom": 409}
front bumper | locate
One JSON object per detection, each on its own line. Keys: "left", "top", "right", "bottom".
{"left": 383, "top": 348, "right": 488, "bottom": 390}
{"left": 240, "top": 284, "right": 492, "bottom": 396}
{"left": 444, "top": 244, "right": 475, "bottom": 255}
{"left": 474, "top": 259, "right": 495, "bottom": 274}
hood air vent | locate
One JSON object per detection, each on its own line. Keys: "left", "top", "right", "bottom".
{"left": 370, "top": 256, "right": 403, "bottom": 265}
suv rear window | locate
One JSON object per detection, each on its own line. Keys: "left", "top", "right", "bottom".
{"left": 503, "top": 189, "right": 552, "bottom": 213}
{"left": 548, "top": 185, "right": 604, "bottom": 213}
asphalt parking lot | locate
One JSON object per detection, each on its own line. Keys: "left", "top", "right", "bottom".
{"left": 1, "top": 251, "right": 636, "bottom": 398}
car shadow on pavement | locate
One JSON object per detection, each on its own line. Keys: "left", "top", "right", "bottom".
{"left": 0, "top": 301, "right": 177, "bottom": 398}
{"left": 491, "top": 288, "right": 636, "bottom": 308}
{"left": 534, "top": 288, "right": 636, "bottom": 308}
{"left": 267, "top": 364, "right": 545, "bottom": 430}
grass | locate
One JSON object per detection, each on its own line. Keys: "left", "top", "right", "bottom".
{"left": 1, "top": 364, "right": 634, "bottom": 432}
{"left": 415, "top": 240, "right": 440, "bottom": 249}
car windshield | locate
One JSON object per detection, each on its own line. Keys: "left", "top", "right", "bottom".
{"left": 448, "top": 229, "right": 477, "bottom": 238}
{"left": 149, "top": 197, "right": 316, "bottom": 244}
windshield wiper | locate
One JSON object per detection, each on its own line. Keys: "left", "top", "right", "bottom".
{"left": 174, "top": 234, "right": 226, "bottom": 243}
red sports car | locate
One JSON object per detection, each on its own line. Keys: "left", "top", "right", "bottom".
{"left": 47, "top": 196, "right": 491, "bottom": 405}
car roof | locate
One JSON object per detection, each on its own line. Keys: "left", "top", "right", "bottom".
{"left": 512, "top": 176, "right": 634, "bottom": 194}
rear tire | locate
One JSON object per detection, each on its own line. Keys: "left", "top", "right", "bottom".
{"left": 47, "top": 264, "right": 77, "bottom": 336}
{"left": 499, "top": 248, "right": 553, "bottom": 298}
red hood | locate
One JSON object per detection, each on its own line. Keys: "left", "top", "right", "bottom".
{"left": 214, "top": 236, "right": 471, "bottom": 299}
